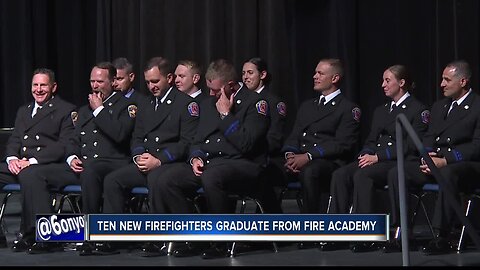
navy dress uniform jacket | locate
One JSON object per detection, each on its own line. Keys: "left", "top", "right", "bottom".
{"left": 5, "top": 96, "right": 76, "bottom": 163}
{"left": 424, "top": 93, "right": 480, "bottom": 163}
{"left": 131, "top": 88, "right": 199, "bottom": 163}
{"left": 360, "top": 96, "right": 429, "bottom": 161}
{"left": 189, "top": 85, "right": 270, "bottom": 166}
{"left": 259, "top": 87, "right": 287, "bottom": 155}
{"left": 282, "top": 93, "right": 360, "bottom": 166}
{"left": 68, "top": 92, "right": 135, "bottom": 161}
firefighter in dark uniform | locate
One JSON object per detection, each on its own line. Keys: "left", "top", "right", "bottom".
{"left": 1, "top": 68, "right": 76, "bottom": 252}
{"left": 282, "top": 59, "right": 360, "bottom": 250}
{"left": 146, "top": 59, "right": 269, "bottom": 259}
{"left": 388, "top": 60, "right": 480, "bottom": 255}
{"left": 242, "top": 57, "right": 287, "bottom": 213}
{"left": 112, "top": 57, "right": 147, "bottom": 105}
{"left": 29, "top": 62, "right": 136, "bottom": 254}
{"left": 323, "top": 65, "right": 429, "bottom": 252}
{"left": 174, "top": 59, "right": 210, "bottom": 102}
{"left": 101, "top": 57, "right": 199, "bottom": 256}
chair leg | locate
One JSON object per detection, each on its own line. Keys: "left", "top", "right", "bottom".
{"left": 457, "top": 198, "right": 472, "bottom": 252}
{"left": 0, "top": 192, "right": 13, "bottom": 234}
{"left": 419, "top": 198, "right": 435, "bottom": 239}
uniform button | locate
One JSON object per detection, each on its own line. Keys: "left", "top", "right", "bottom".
{"left": 83, "top": 156, "right": 87, "bottom": 159}
{"left": 35, "top": 135, "right": 40, "bottom": 140}
{"left": 313, "top": 143, "right": 317, "bottom": 147}
{"left": 205, "top": 139, "right": 210, "bottom": 144}
{"left": 447, "top": 148, "right": 451, "bottom": 152}
{"left": 437, "top": 148, "right": 441, "bottom": 152}
{"left": 314, "top": 133, "right": 317, "bottom": 136}
{"left": 389, "top": 135, "right": 392, "bottom": 139}
{"left": 301, "top": 144, "right": 306, "bottom": 147}
{"left": 82, "top": 144, "right": 86, "bottom": 148}
{"left": 155, "top": 137, "right": 159, "bottom": 142}
{"left": 93, "top": 154, "right": 98, "bottom": 158}
{"left": 93, "top": 142, "right": 98, "bottom": 147}
{"left": 218, "top": 151, "right": 222, "bottom": 155}
{"left": 206, "top": 152, "right": 210, "bottom": 157}
{"left": 144, "top": 138, "right": 148, "bottom": 142}
{"left": 156, "top": 149, "right": 160, "bottom": 152}
{"left": 206, "top": 160, "right": 210, "bottom": 164}
{"left": 447, "top": 137, "right": 451, "bottom": 142}
{"left": 22, "top": 147, "right": 26, "bottom": 151}
{"left": 216, "top": 138, "right": 221, "bottom": 142}
{"left": 387, "top": 142, "right": 393, "bottom": 146}
{"left": 36, "top": 147, "right": 41, "bottom": 151}
{"left": 302, "top": 132, "right": 306, "bottom": 137}
{"left": 435, "top": 137, "right": 440, "bottom": 142}
{"left": 81, "top": 131, "right": 85, "bottom": 135}
{"left": 23, "top": 135, "right": 28, "bottom": 140}
{"left": 93, "top": 130, "right": 98, "bottom": 133}
{"left": 377, "top": 143, "right": 381, "bottom": 147}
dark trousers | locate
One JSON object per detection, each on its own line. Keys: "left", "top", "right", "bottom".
{"left": 387, "top": 161, "right": 480, "bottom": 232}
{"left": 295, "top": 159, "right": 338, "bottom": 214}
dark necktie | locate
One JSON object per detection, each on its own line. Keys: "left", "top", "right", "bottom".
{"left": 318, "top": 97, "right": 325, "bottom": 107}
{"left": 155, "top": 97, "right": 159, "bottom": 111}
{"left": 447, "top": 101, "right": 458, "bottom": 117}
{"left": 390, "top": 103, "right": 397, "bottom": 113}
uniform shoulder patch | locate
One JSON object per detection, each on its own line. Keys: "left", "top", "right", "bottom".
{"left": 71, "top": 111, "right": 78, "bottom": 126}
{"left": 421, "top": 109, "right": 430, "bottom": 124}
{"left": 188, "top": 102, "right": 199, "bottom": 117}
{"left": 352, "top": 107, "right": 361, "bottom": 122}
{"left": 256, "top": 100, "right": 268, "bottom": 116}
{"left": 277, "top": 102, "right": 287, "bottom": 117}
{"left": 128, "top": 105, "right": 137, "bottom": 118}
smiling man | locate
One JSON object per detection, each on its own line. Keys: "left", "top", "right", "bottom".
{"left": 0, "top": 68, "right": 76, "bottom": 251}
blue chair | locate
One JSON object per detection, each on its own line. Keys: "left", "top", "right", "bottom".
{"left": 55, "top": 184, "right": 82, "bottom": 214}
{"left": 279, "top": 181, "right": 303, "bottom": 213}
{"left": 0, "top": 184, "right": 21, "bottom": 234}
{"left": 130, "top": 186, "right": 149, "bottom": 213}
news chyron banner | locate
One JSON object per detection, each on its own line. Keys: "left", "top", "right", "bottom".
{"left": 36, "top": 214, "right": 388, "bottom": 242}
{"left": 87, "top": 214, "right": 388, "bottom": 242}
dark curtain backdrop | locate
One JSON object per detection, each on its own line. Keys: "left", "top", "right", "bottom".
{"left": 1, "top": 0, "right": 479, "bottom": 142}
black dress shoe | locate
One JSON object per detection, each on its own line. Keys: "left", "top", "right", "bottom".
{"left": 78, "top": 242, "right": 95, "bottom": 256}
{"left": 11, "top": 239, "right": 32, "bottom": 252}
{"left": 27, "top": 242, "right": 64, "bottom": 254}
{"left": 139, "top": 242, "right": 167, "bottom": 257}
{"left": 173, "top": 242, "right": 209, "bottom": 257}
{"left": 319, "top": 242, "right": 349, "bottom": 251}
{"left": 350, "top": 242, "right": 378, "bottom": 253}
{"left": 297, "top": 242, "right": 317, "bottom": 250}
{"left": 93, "top": 242, "right": 121, "bottom": 255}
{"left": 422, "top": 237, "right": 454, "bottom": 255}
{"left": 201, "top": 244, "right": 230, "bottom": 259}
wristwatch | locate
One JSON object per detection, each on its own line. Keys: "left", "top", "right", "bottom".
{"left": 220, "top": 111, "right": 229, "bottom": 120}
{"left": 306, "top": 152, "right": 313, "bottom": 161}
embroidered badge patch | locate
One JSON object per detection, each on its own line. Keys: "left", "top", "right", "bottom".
{"left": 277, "top": 102, "right": 287, "bottom": 117}
{"left": 188, "top": 102, "right": 199, "bottom": 117}
{"left": 70, "top": 111, "right": 78, "bottom": 126}
{"left": 352, "top": 107, "right": 361, "bottom": 122}
{"left": 128, "top": 105, "right": 137, "bottom": 118}
{"left": 256, "top": 100, "right": 268, "bottom": 116}
{"left": 421, "top": 110, "right": 430, "bottom": 124}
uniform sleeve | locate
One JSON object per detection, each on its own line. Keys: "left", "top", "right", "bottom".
{"left": 359, "top": 107, "right": 382, "bottom": 156}
{"left": 267, "top": 100, "right": 287, "bottom": 155}
{"left": 282, "top": 106, "right": 306, "bottom": 154}
{"left": 131, "top": 103, "right": 148, "bottom": 156}
{"left": 444, "top": 112, "right": 480, "bottom": 163}
{"left": 218, "top": 99, "right": 269, "bottom": 155}
{"left": 5, "top": 107, "right": 24, "bottom": 158}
